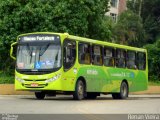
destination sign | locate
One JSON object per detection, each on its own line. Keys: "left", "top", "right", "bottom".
{"left": 23, "top": 36, "right": 55, "bottom": 41}
{"left": 19, "top": 34, "right": 60, "bottom": 42}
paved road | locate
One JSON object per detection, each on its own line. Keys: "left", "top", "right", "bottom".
{"left": 0, "top": 95, "right": 160, "bottom": 114}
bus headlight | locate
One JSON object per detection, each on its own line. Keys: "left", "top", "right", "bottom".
{"left": 15, "top": 76, "right": 25, "bottom": 83}
{"left": 45, "top": 74, "right": 61, "bottom": 83}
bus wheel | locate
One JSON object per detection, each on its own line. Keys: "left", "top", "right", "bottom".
{"left": 35, "top": 92, "right": 45, "bottom": 100}
{"left": 112, "top": 81, "right": 128, "bottom": 99}
{"left": 86, "top": 93, "right": 97, "bottom": 99}
{"left": 73, "top": 80, "right": 85, "bottom": 100}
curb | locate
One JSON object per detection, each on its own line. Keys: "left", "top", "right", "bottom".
{"left": 0, "top": 84, "right": 160, "bottom": 95}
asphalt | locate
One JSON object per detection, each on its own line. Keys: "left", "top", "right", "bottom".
{"left": 0, "top": 95, "right": 160, "bottom": 114}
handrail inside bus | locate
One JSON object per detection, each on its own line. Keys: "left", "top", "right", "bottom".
{"left": 10, "top": 42, "right": 17, "bottom": 60}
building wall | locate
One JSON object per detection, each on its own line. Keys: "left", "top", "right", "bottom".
{"left": 118, "top": 0, "right": 127, "bottom": 14}
{"left": 106, "top": 0, "right": 126, "bottom": 22}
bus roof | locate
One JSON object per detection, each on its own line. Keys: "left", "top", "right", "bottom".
{"left": 18, "top": 32, "right": 146, "bottom": 52}
{"left": 67, "top": 34, "right": 146, "bottom": 53}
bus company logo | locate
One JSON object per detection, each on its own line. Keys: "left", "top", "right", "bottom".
{"left": 110, "top": 72, "right": 131, "bottom": 78}
{"left": 87, "top": 69, "right": 98, "bottom": 75}
{"left": 111, "top": 72, "right": 126, "bottom": 77}
{"left": 110, "top": 72, "right": 135, "bottom": 78}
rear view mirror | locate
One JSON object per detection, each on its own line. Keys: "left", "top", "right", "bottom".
{"left": 10, "top": 42, "right": 17, "bottom": 60}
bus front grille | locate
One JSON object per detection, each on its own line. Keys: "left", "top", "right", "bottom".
{"left": 24, "top": 79, "right": 46, "bottom": 81}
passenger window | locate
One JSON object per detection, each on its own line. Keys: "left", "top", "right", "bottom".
{"left": 137, "top": 52, "right": 146, "bottom": 70}
{"left": 115, "top": 49, "right": 126, "bottom": 68}
{"left": 127, "top": 51, "right": 136, "bottom": 69}
{"left": 63, "top": 39, "right": 76, "bottom": 70}
{"left": 104, "top": 47, "right": 114, "bottom": 66}
{"left": 92, "top": 45, "right": 103, "bottom": 65}
{"left": 78, "top": 42, "right": 91, "bottom": 64}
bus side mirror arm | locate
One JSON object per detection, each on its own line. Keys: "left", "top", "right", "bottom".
{"left": 10, "top": 42, "right": 17, "bottom": 60}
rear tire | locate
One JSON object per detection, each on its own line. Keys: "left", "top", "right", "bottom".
{"left": 35, "top": 92, "right": 45, "bottom": 100}
{"left": 112, "top": 81, "right": 128, "bottom": 99}
{"left": 73, "top": 80, "right": 85, "bottom": 100}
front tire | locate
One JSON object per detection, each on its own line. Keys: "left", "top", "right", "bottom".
{"left": 73, "top": 80, "right": 85, "bottom": 100}
{"left": 35, "top": 92, "right": 45, "bottom": 100}
{"left": 112, "top": 81, "right": 128, "bottom": 99}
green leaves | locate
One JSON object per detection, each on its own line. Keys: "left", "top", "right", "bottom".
{"left": 0, "top": 0, "right": 109, "bottom": 72}
{"left": 145, "top": 39, "right": 160, "bottom": 81}
{"left": 112, "top": 10, "right": 145, "bottom": 47}
{"left": 127, "top": 0, "right": 160, "bottom": 81}
{"left": 128, "top": 0, "right": 160, "bottom": 44}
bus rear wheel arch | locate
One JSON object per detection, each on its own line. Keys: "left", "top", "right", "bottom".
{"left": 112, "top": 80, "right": 129, "bottom": 99}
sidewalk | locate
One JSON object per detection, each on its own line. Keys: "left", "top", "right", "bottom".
{"left": 131, "top": 86, "right": 160, "bottom": 95}
{"left": 0, "top": 84, "right": 160, "bottom": 95}
{"left": 0, "top": 84, "right": 33, "bottom": 95}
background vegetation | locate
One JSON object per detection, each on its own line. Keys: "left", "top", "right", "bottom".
{"left": 0, "top": 0, "right": 159, "bottom": 84}
{"left": 127, "top": 0, "right": 160, "bottom": 83}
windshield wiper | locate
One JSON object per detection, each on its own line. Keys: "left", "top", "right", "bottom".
{"left": 39, "top": 44, "right": 49, "bottom": 56}
{"left": 38, "top": 44, "right": 50, "bottom": 61}
{"left": 26, "top": 44, "right": 34, "bottom": 64}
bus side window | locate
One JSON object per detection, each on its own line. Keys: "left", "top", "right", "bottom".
{"left": 127, "top": 51, "right": 136, "bottom": 69}
{"left": 115, "top": 49, "right": 126, "bottom": 68}
{"left": 78, "top": 42, "right": 91, "bottom": 64}
{"left": 92, "top": 45, "right": 103, "bottom": 65}
{"left": 63, "top": 39, "right": 76, "bottom": 70}
{"left": 104, "top": 47, "right": 114, "bottom": 67}
{"left": 137, "top": 52, "right": 146, "bottom": 70}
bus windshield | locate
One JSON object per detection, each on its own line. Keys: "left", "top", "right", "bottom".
{"left": 16, "top": 43, "right": 61, "bottom": 71}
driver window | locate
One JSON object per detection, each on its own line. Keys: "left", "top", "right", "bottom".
{"left": 63, "top": 39, "right": 76, "bottom": 71}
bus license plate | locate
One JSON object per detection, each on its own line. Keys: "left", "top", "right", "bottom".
{"left": 31, "top": 83, "right": 38, "bottom": 87}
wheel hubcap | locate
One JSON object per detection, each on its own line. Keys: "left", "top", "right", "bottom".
{"left": 78, "top": 82, "right": 83, "bottom": 96}
{"left": 122, "top": 84, "right": 127, "bottom": 97}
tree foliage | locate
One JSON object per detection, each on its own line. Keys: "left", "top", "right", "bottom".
{"left": 113, "top": 10, "right": 145, "bottom": 47}
{"left": 127, "top": 0, "right": 160, "bottom": 81}
{"left": 127, "top": 0, "right": 160, "bottom": 44}
{"left": 0, "top": 0, "right": 109, "bottom": 72}
{"left": 127, "top": 0, "right": 142, "bottom": 16}
{"left": 144, "top": 39, "right": 160, "bottom": 81}
{"left": 142, "top": 0, "right": 160, "bottom": 44}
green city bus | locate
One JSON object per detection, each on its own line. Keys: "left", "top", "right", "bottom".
{"left": 10, "top": 32, "right": 148, "bottom": 100}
